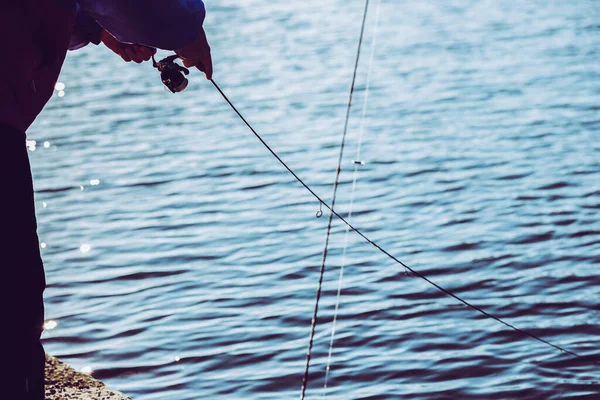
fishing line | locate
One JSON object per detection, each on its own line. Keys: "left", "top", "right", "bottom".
{"left": 323, "top": 0, "right": 382, "bottom": 395}
{"left": 296, "top": 0, "right": 373, "bottom": 397}
{"left": 209, "top": 76, "right": 597, "bottom": 368}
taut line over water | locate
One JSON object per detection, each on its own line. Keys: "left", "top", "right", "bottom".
{"left": 210, "top": 76, "right": 596, "bottom": 367}
{"left": 323, "top": 0, "right": 383, "bottom": 395}
{"left": 207, "top": 3, "right": 598, "bottom": 394}
{"left": 298, "top": 0, "right": 373, "bottom": 397}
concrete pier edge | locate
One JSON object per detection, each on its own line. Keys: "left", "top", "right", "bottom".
{"left": 46, "top": 355, "right": 130, "bottom": 400}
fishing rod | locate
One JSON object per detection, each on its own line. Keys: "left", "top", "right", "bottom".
{"left": 150, "top": 46, "right": 598, "bottom": 386}
{"left": 300, "top": 0, "right": 372, "bottom": 397}
{"left": 206, "top": 81, "right": 597, "bottom": 366}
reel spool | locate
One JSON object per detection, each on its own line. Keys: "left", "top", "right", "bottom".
{"left": 152, "top": 55, "right": 190, "bottom": 93}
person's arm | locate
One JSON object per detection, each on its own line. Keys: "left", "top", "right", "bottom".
{"left": 70, "top": 5, "right": 156, "bottom": 63}
{"left": 78, "top": 0, "right": 206, "bottom": 51}
{"left": 78, "top": 0, "right": 212, "bottom": 78}
{"left": 69, "top": 4, "right": 103, "bottom": 50}
{"left": 101, "top": 29, "right": 157, "bottom": 63}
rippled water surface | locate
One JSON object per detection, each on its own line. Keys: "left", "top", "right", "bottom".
{"left": 29, "top": 0, "right": 599, "bottom": 398}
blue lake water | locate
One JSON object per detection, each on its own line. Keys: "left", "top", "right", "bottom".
{"left": 29, "top": 0, "right": 599, "bottom": 398}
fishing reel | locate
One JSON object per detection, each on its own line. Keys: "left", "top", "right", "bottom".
{"left": 152, "top": 54, "right": 189, "bottom": 93}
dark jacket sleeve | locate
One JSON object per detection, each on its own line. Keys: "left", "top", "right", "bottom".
{"left": 77, "top": 0, "right": 206, "bottom": 50}
{"left": 69, "top": 4, "right": 102, "bottom": 50}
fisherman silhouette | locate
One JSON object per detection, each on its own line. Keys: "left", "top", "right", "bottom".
{"left": 0, "top": 1, "right": 212, "bottom": 398}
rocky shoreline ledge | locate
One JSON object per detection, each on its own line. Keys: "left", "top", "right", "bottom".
{"left": 46, "top": 355, "right": 130, "bottom": 400}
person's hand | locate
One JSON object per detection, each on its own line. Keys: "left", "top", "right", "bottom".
{"left": 174, "top": 27, "right": 213, "bottom": 80}
{"left": 100, "top": 29, "right": 156, "bottom": 63}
